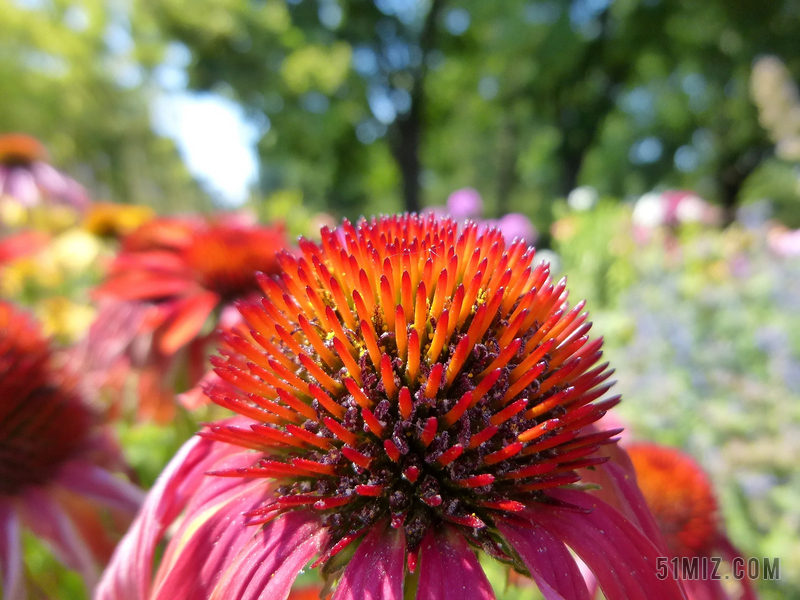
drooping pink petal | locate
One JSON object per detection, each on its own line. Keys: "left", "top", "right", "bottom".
{"left": 208, "top": 512, "right": 326, "bottom": 600}
{"left": 151, "top": 473, "right": 268, "bottom": 598}
{"left": 56, "top": 461, "right": 144, "bottom": 514}
{"left": 0, "top": 501, "right": 24, "bottom": 600}
{"left": 416, "top": 526, "right": 495, "bottom": 600}
{"left": 498, "top": 519, "right": 591, "bottom": 600}
{"left": 3, "top": 167, "right": 39, "bottom": 206}
{"left": 95, "top": 432, "right": 249, "bottom": 600}
{"left": 584, "top": 458, "right": 671, "bottom": 557}
{"left": 683, "top": 578, "right": 729, "bottom": 600}
{"left": 525, "top": 490, "right": 687, "bottom": 600}
{"left": 17, "top": 487, "right": 97, "bottom": 589}
{"left": 332, "top": 524, "right": 405, "bottom": 600}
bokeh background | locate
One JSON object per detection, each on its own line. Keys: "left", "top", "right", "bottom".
{"left": 2, "top": 0, "right": 800, "bottom": 598}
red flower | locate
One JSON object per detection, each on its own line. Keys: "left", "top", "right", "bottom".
{"left": 629, "top": 443, "right": 758, "bottom": 600}
{"left": 98, "top": 214, "right": 685, "bottom": 599}
{"left": 88, "top": 215, "right": 288, "bottom": 420}
{"left": 0, "top": 301, "right": 142, "bottom": 597}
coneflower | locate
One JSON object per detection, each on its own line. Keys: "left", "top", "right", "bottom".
{"left": 0, "top": 301, "right": 142, "bottom": 598}
{"left": 629, "top": 443, "right": 758, "bottom": 600}
{"left": 88, "top": 215, "right": 288, "bottom": 420}
{"left": 98, "top": 214, "right": 685, "bottom": 600}
{"left": 0, "top": 133, "right": 90, "bottom": 209}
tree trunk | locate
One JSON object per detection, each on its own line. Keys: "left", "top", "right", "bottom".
{"left": 388, "top": 0, "right": 444, "bottom": 214}
{"left": 496, "top": 121, "right": 518, "bottom": 217}
{"left": 717, "top": 148, "right": 769, "bottom": 225}
{"left": 391, "top": 109, "right": 422, "bottom": 214}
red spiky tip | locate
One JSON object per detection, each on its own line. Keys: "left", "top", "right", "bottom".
{"left": 0, "top": 302, "right": 93, "bottom": 496}
{"left": 0, "top": 133, "right": 48, "bottom": 164}
{"left": 628, "top": 442, "right": 719, "bottom": 558}
{"left": 204, "top": 213, "right": 618, "bottom": 560}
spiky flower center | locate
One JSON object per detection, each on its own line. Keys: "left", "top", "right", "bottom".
{"left": 628, "top": 443, "right": 719, "bottom": 558}
{"left": 0, "top": 303, "right": 92, "bottom": 496}
{"left": 206, "top": 214, "right": 619, "bottom": 565}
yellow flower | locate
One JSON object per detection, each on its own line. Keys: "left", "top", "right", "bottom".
{"left": 83, "top": 202, "right": 155, "bottom": 239}
{"left": 50, "top": 228, "right": 103, "bottom": 274}
{"left": 35, "top": 297, "right": 96, "bottom": 342}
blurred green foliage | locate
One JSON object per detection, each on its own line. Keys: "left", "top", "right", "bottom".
{"left": 4, "top": 0, "right": 800, "bottom": 228}
{"left": 0, "top": 0, "right": 210, "bottom": 212}
{"left": 126, "top": 0, "right": 800, "bottom": 226}
{"left": 553, "top": 205, "right": 800, "bottom": 599}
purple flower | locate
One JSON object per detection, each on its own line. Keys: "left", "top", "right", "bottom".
{"left": 0, "top": 134, "right": 90, "bottom": 209}
{"left": 446, "top": 188, "right": 483, "bottom": 220}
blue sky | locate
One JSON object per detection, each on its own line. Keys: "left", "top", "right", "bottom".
{"left": 151, "top": 91, "right": 260, "bottom": 207}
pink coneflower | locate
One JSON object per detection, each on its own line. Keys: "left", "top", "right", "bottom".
{"left": 98, "top": 214, "right": 685, "bottom": 600}
{"left": 0, "top": 301, "right": 142, "bottom": 598}
{"left": 0, "top": 133, "right": 90, "bottom": 210}
{"left": 89, "top": 215, "right": 288, "bottom": 421}
{"left": 629, "top": 443, "right": 758, "bottom": 600}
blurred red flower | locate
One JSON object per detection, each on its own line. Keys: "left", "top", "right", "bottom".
{"left": 88, "top": 215, "right": 289, "bottom": 421}
{"left": 0, "top": 301, "right": 142, "bottom": 597}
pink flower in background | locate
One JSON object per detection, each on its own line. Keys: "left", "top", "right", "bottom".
{"left": 0, "top": 301, "right": 142, "bottom": 599}
{"left": 98, "top": 214, "right": 684, "bottom": 600}
{"left": 434, "top": 188, "right": 537, "bottom": 244}
{"left": 446, "top": 187, "right": 484, "bottom": 220}
{"left": 495, "top": 213, "right": 538, "bottom": 245}
{"left": 632, "top": 190, "right": 721, "bottom": 243}
{"left": 0, "top": 133, "right": 90, "bottom": 210}
{"left": 767, "top": 226, "right": 800, "bottom": 257}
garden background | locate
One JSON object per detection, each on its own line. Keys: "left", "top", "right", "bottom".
{"left": 2, "top": 0, "right": 800, "bottom": 598}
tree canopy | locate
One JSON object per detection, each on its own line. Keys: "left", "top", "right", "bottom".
{"left": 130, "top": 0, "right": 800, "bottom": 225}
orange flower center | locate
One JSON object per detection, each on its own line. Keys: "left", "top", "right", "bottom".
{"left": 205, "top": 214, "right": 619, "bottom": 564}
{"left": 182, "top": 226, "right": 285, "bottom": 298}
{"left": 628, "top": 443, "right": 719, "bottom": 558}
{"left": 0, "top": 134, "right": 48, "bottom": 165}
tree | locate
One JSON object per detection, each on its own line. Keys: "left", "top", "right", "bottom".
{"left": 134, "top": 0, "right": 800, "bottom": 223}
{"left": 0, "top": 0, "right": 210, "bottom": 212}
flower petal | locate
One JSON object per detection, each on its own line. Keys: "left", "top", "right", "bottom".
{"left": 209, "top": 512, "right": 326, "bottom": 600}
{"left": 95, "top": 432, "right": 249, "bottom": 600}
{"left": 56, "top": 461, "right": 144, "bottom": 514}
{"left": 716, "top": 533, "right": 758, "bottom": 600}
{"left": 157, "top": 291, "right": 219, "bottom": 355}
{"left": 0, "top": 500, "right": 24, "bottom": 600}
{"left": 417, "top": 526, "right": 495, "bottom": 600}
{"left": 498, "top": 519, "right": 590, "bottom": 600}
{"left": 580, "top": 448, "right": 670, "bottom": 556}
{"left": 151, "top": 478, "right": 268, "bottom": 599}
{"left": 332, "top": 524, "right": 405, "bottom": 600}
{"left": 96, "top": 273, "right": 197, "bottom": 301}
{"left": 17, "top": 487, "right": 97, "bottom": 589}
{"left": 525, "top": 490, "right": 686, "bottom": 600}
